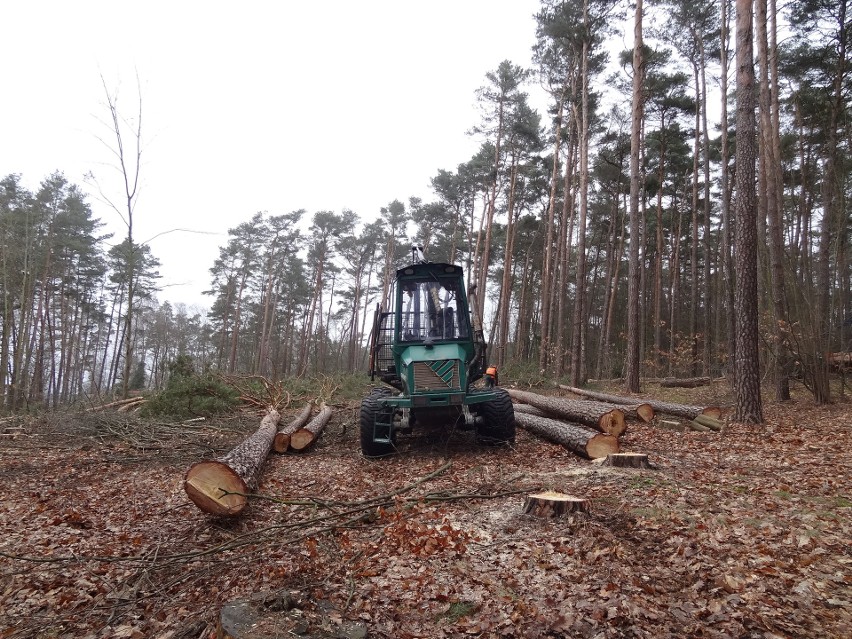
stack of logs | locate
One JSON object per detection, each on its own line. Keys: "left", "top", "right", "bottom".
{"left": 509, "top": 386, "right": 723, "bottom": 462}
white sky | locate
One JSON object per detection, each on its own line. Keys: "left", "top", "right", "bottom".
{"left": 2, "top": 0, "right": 548, "bottom": 308}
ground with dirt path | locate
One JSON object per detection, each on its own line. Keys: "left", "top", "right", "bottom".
{"left": 1, "top": 382, "right": 850, "bottom": 638}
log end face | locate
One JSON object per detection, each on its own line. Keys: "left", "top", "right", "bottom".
{"left": 289, "top": 430, "right": 315, "bottom": 452}
{"left": 602, "top": 410, "right": 627, "bottom": 437}
{"left": 272, "top": 433, "right": 290, "bottom": 454}
{"left": 701, "top": 407, "right": 723, "bottom": 419}
{"left": 586, "top": 434, "right": 620, "bottom": 459}
{"left": 185, "top": 461, "right": 248, "bottom": 517}
{"left": 637, "top": 404, "right": 655, "bottom": 422}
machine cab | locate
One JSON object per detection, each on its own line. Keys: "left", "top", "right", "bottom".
{"left": 396, "top": 263, "right": 470, "bottom": 344}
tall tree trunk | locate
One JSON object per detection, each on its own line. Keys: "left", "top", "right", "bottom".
{"left": 733, "top": 0, "right": 764, "bottom": 424}
{"left": 539, "top": 95, "right": 566, "bottom": 373}
{"left": 689, "top": 61, "right": 700, "bottom": 377}
{"left": 570, "top": 4, "right": 591, "bottom": 387}
{"left": 720, "top": 0, "right": 736, "bottom": 384}
{"left": 625, "top": 0, "right": 644, "bottom": 393}
{"left": 757, "top": 0, "right": 790, "bottom": 401}
{"left": 699, "top": 34, "right": 713, "bottom": 376}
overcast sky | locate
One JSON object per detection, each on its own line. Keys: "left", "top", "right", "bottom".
{"left": 2, "top": 0, "right": 552, "bottom": 308}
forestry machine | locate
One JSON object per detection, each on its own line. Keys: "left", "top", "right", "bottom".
{"left": 361, "top": 246, "right": 515, "bottom": 457}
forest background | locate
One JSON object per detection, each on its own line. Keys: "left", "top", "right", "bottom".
{"left": 1, "top": 0, "right": 849, "bottom": 418}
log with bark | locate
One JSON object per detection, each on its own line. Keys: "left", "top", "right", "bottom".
{"left": 512, "top": 403, "right": 549, "bottom": 417}
{"left": 558, "top": 384, "right": 722, "bottom": 420}
{"left": 184, "top": 408, "right": 280, "bottom": 517}
{"left": 289, "top": 403, "right": 333, "bottom": 452}
{"left": 522, "top": 491, "right": 589, "bottom": 517}
{"left": 272, "top": 404, "right": 313, "bottom": 453}
{"left": 688, "top": 421, "right": 713, "bottom": 432}
{"left": 514, "top": 412, "right": 619, "bottom": 459}
{"left": 693, "top": 414, "right": 723, "bottom": 431}
{"left": 86, "top": 396, "right": 146, "bottom": 412}
{"left": 660, "top": 376, "right": 712, "bottom": 388}
{"left": 508, "top": 389, "right": 626, "bottom": 437}
{"left": 514, "top": 399, "right": 652, "bottom": 424}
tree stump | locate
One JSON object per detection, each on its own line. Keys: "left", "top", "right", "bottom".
{"left": 522, "top": 491, "right": 589, "bottom": 518}
{"left": 603, "top": 453, "right": 652, "bottom": 469}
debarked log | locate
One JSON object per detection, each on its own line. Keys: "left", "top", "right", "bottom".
{"left": 184, "top": 408, "right": 280, "bottom": 517}
{"left": 515, "top": 412, "right": 619, "bottom": 459}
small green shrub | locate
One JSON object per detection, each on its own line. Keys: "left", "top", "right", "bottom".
{"left": 141, "top": 355, "right": 240, "bottom": 419}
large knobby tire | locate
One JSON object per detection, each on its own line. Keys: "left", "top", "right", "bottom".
{"left": 475, "top": 387, "right": 516, "bottom": 445}
{"left": 360, "top": 388, "right": 396, "bottom": 458}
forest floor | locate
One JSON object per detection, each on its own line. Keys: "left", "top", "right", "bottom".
{"left": 0, "top": 379, "right": 850, "bottom": 639}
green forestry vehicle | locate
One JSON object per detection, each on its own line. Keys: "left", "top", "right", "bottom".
{"left": 360, "top": 247, "right": 515, "bottom": 457}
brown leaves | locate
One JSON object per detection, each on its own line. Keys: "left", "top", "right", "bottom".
{"left": 1, "top": 393, "right": 852, "bottom": 638}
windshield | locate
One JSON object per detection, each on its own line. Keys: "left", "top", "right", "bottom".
{"left": 398, "top": 275, "right": 469, "bottom": 341}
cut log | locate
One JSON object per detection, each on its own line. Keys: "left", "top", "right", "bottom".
{"left": 511, "top": 403, "right": 549, "bottom": 417}
{"left": 116, "top": 398, "right": 146, "bottom": 413}
{"left": 86, "top": 396, "right": 146, "bottom": 412}
{"left": 688, "top": 420, "right": 713, "bottom": 432}
{"left": 508, "top": 389, "right": 626, "bottom": 437}
{"left": 515, "top": 399, "right": 652, "bottom": 424}
{"left": 693, "top": 414, "right": 723, "bottom": 431}
{"left": 184, "top": 408, "right": 281, "bottom": 517}
{"left": 522, "top": 491, "right": 589, "bottom": 517}
{"left": 660, "top": 376, "right": 712, "bottom": 388}
{"left": 603, "top": 453, "right": 652, "bottom": 469}
{"left": 272, "top": 404, "right": 313, "bottom": 453}
{"left": 618, "top": 403, "right": 655, "bottom": 423}
{"left": 289, "top": 403, "right": 333, "bottom": 452}
{"left": 514, "top": 412, "right": 619, "bottom": 459}
{"left": 558, "top": 384, "right": 721, "bottom": 420}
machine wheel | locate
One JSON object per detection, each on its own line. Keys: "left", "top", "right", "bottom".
{"left": 475, "top": 387, "right": 516, "bottom": 445}
{"left": 360, "top": 388, "right": 396, "bottom": 458}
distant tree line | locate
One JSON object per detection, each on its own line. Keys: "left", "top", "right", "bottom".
{"left": 1, "top": 0, "right": 849, "bottom": 414}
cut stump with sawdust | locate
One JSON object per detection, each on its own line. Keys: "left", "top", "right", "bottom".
{"left": 523, "top": 491, "right": 589, "bottom": 518}
{"left": 603, "top": 453, "right": 652, "bottom": 469}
